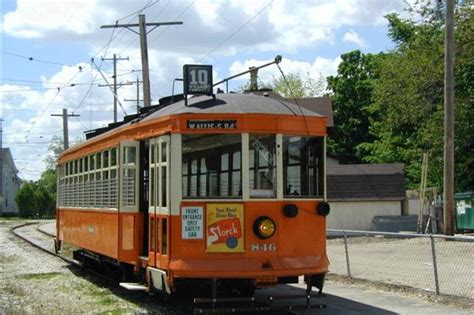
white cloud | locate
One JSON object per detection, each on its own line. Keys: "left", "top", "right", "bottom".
{"left": 343, "top": 30, "right": 366, "bottom": 47}
{"left": 228, "top": 55, "right": 341, "bottom": 88}
{"left": 2, "top": 0, "right": 411, "bottom": 179}
{"left": 4, "top": 0, "right": 406, "bottom": 52}
{"left": 3, "top": 0, "right": 99, "bottom": 38}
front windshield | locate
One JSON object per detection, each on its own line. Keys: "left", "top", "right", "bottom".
{"left": 283, "top": 136, "right": 324, "bottom": 198}
{"left": 182, "top": 134, "right": 241, "bottom": 198}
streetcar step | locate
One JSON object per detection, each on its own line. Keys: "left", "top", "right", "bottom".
{"left": 119, "top": 282, "right": 148, "bottom": 291}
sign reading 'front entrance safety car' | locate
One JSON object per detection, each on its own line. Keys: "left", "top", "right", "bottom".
{"left": 206, "top": 204, "right": 244, "bottom": 253}
{"left": 181, "top": 206, "right": 203, "bottom": 239}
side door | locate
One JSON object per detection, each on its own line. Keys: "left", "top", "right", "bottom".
{"left": 148, "top": 136, "right": 170, "bottom": 268}
{"left": 118, "top": 141, "right": 140, "bottom": 261}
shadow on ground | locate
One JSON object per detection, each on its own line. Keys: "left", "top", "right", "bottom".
{"left": 66, "top": 264, "right": 395, "bottom": 315}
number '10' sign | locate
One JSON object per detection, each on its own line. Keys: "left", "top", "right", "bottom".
{"left": 183, "top": 64, "right": 213, "bottom": 95}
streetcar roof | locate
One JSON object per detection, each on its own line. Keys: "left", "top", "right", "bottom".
{"left": 142, "top": 93, "right": 324, "bottom": 121}
{"left": 83, "top": 93, "right": 327, "bottom": 141}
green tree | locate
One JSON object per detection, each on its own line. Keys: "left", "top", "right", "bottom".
{"left": 271, "top": 72, "right": 325, "bottom": 98}
{"left": 15, "top": 182, "right": 37, "bottom": 218}
{"left": 236, "top": 72, "right": 325, "bottom": 98}
{"left": 360, "top": 2, "right": 474, "bottom": 190}
{"left": 326, "top": 50, "right": 385, "bottom": 163}
{"left": 16, "top": 137, "right": 63, "bottom": 218}
{"left": 43, "top": 135, "right": 64, "bottom": 170}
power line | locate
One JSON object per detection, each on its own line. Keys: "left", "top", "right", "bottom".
{"left": 73, "top": 116, "right": 89, "bottom": 131}
{"left": 23, "top": 67, "right": 84, "bottom": 141}
{"left": 118, "top": 0, "right": 174, "bottom": 55}
{"left": 197, "top": 0, "right": 273, "bottom": 63}
{"left": 1, "top": 77, "right": 106, "bottom": 85}
{"left": 101, "top": 15, "right": 183, "bottom": 108}
{"left": 1, "top": 50, "right": 72, "bottom": 66}
{"left": 0, "top": 85, "right": 81, "bottom": 93}
{"left": 91, "top": 0, "right": 161, "bottom": 59}
{"left": 164, "top": 0, "right": 273, "bottom": 93}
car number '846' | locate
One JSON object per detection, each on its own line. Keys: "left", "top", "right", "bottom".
{"left": 251, "top": 243, "right": 276, "bottom": 252}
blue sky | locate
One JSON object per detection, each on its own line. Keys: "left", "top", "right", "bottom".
{"left": 1, "top": 0, "right": 413, "bottom": 180}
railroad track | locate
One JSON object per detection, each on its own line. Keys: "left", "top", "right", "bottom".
{"left": 10, "top": 222, "right": 117, "bottom": 285}
{"left": 10, "top": 222, "right": 325, "bottom": 314}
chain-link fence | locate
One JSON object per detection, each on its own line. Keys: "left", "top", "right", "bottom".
{"left": 327, "top": 229, "right": 474, "bottom": 299}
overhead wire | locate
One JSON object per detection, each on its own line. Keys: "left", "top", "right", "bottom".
{"left": 22, "top": 67, "right": 84, "bottom": 141}
{"left": 1, "top": 77, "right": 107, "bottom": 86}
{"left": 73, "top": 1, "right": 160, "bottom": 114}
{"left": 1, "top": 50, "right": 72, "bottom": 66}
{"left": 117, "top": 0, "right": 174, "bottom": 56}
{"left": 275, "top": 63, "right": 311, "bottom": 135}
{"left": 163, "top": 0, "right": 273, "bottom": 93}
{"left": 73, "top": 115, "right": 90, "bottom": 131}
{"left": 94, "top": 0, "right": 161, "bottom": 58}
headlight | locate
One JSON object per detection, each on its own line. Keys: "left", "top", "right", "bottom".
{"left": 253, "top": 216, "right": 276, "bottom": 239}
{"left": 316, "top": 202, "right": 330, "bottom": 216}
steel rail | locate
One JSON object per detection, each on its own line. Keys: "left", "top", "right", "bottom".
{"left": 10, "top": 222, "right": 117, "bottom": 284}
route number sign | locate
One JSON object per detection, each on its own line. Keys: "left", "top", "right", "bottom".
{"left": 183, "top": 64, "right": 213, "bottom": 95}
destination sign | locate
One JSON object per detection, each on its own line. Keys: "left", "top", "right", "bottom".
{"left": 187, "top": 119, "right": 237, "bottom": 130}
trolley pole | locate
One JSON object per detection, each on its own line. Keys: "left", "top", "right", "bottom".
{"left": 51, "top": 108, "right": 80, "bottom": 150}
{"left": 101, "top": 15, "right": 183, "bottom": 107}
{"left": 444, "top": 0, "right": 455, "bottom": 235}
{"left": 100, "top": 54, "right": 129, "bottom": 122}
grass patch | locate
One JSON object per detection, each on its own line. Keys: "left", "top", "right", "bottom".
{"left": 96, "top": 308, "right": 132, "bottom": 315}
{"left": 2, "top": 284, "right": 27, "bottom": 296}
{"left": 0, "top": 254, "right": 17, "bottom": 264}
{"left": 18, "top": 272, "right": 63, "bottom": 280}
{"left": 99, "top": 295, "right": 118, "bottom": 306}
{"left": 0, "top": 216, "right": 22, "bottom": 221}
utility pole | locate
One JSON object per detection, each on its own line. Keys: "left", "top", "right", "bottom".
{"left": 124, "top": 77, "right": 143, "bottom": 114}
{"left": 101, "top": 15, "right": 183, "bottom": 107}
{"left": 51, "top": 109, "right": 80, "bottom": 150}
{"left": 444, "top": 0, "right": 455, "bottom": 235}
{"left": 98, "top": 79, "right": 133, "bottom": 122}
{"left": 100, "top": 54, "right": 129, "bottom": 122}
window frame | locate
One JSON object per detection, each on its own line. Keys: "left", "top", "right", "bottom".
{"left": 182, "top": 133, "right": 242, "bottom": 200}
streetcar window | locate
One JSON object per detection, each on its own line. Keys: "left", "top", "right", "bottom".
{"left": 103, "top": 150, "right": 109, "bottom": 168}
{"left": 151, "top": 143, "right": 156, "bottom": 164}
{"left": 249, "top": 134, "right": 276, "bottom": 198}
{"left": 199, "top": 157, "right": 207, "bottom": 197}
{"left": 232, "top": 152, "right": 241, "bottom": 197}
{"left": 111, "top": 148, "right": 117, "bottom": 166}
{"left": 182, "top": 134, "right": 241, "bottom": 198}
{"left": 283, "top": 136, "right": 324, "bottom": 198}
{"left": 96, "top": 153, "right": 101, "bottom": 169}
{"left": 161, "top": 165, "right": 167, "bottom": 208}
{"left": 84, "top": 156, "right": 88, "bottom": 172}
{"left": 150, "top": 168, "right": 155, "bottom": 207}
{"left": 124, "top": 147, "right": 136, "bottom": 164}
{"left": 161, "top": 141, "right": 167, "bottom": 163}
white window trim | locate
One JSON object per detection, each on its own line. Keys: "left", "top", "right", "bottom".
{"left": 119, "top": 141, "right": 140, "bottom": 213}
{"left": 170, "top": 134, "right": 182, "bottom": 216}
{"left": 149, "top": 136, "right": 171, "bottom": 215}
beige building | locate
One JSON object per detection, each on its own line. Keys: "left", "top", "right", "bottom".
{"left": 326, "top": 162, "right": 406, "bottom": 231}
{"left": 0, "top": 148, "right": 21, "bottom": 215}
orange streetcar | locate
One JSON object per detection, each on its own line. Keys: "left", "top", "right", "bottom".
{"left": 55, "top": 62, "right": 330, "bottom": 302}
